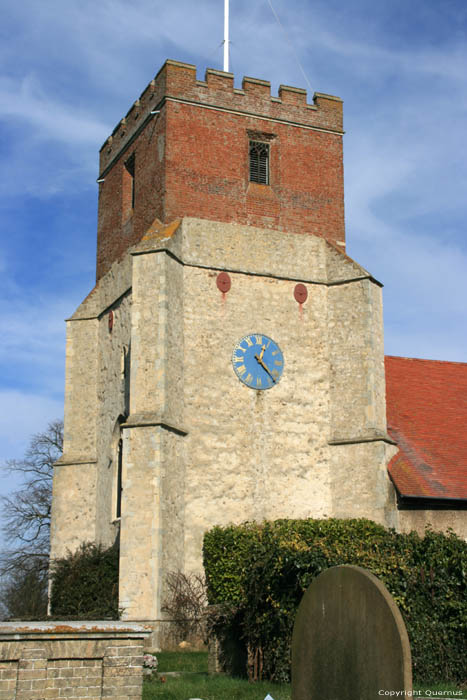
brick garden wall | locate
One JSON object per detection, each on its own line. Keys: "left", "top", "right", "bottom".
{"left": 0, "top": 622, "right": 150, "bottom": 700}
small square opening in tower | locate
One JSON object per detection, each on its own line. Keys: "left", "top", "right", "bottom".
{"left": 249, "top": 140, "right": 269, "bottom": 185}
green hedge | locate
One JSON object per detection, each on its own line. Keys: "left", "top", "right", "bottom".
{"left": 49, "top": 541, "right": 119, "bottom": 619}
{"left": 203, "top": 519, "right": 467, "bottom": 684}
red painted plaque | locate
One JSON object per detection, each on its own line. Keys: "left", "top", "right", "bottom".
{"left": 217, "top": 272, "right": 231, "bottom": 293}
{"left": 294, "top": 283, "right": 308, "bottom": 304}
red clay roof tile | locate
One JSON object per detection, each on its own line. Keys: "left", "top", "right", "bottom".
{"left": 385, "top": 355, "right": 467, "bottom": 501}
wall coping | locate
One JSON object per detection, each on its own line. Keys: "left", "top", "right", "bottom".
{"left": 0, "top": 620, "right": 152, "bottom": 641}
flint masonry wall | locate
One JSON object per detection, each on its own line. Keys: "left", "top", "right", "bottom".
{"left": 50, "top": 315, "right": 99, "bottom": 556}
{"left": 176, "top": 220, "right": 396, "bottom": 572}
{"left": 96, "top": 60, "right": 345, "bottom": 280}
{"left": 51, "top": 254, "right": 133, "bottom": 559}
{"left": 0, "top": 622, "right": 150, "bottom": 700}
{"left": 113, "top": 219, "right": 397, "bottom": 624}
{"left": 95, "top": 289, "right": 132, "bottom": 547}
{"left": 119, "top": 245, "right": 186, "bottom": 621}
{"left": 399, "top": 510, "right": 467, "bottom": 539}
{"left": 50, "top": 216, "right": 397, "bottom": 632}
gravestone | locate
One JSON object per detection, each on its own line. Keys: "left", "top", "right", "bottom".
{"left": 291, "top": 565, "right": 412, "bottom": 700}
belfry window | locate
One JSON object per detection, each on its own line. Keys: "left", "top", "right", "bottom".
{"left": 249, "top": 141, "right": 269, "bottom": 184}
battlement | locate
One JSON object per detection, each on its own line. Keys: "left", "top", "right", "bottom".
{"left": 99, "top": 59, "right": 343, "bottom": 175}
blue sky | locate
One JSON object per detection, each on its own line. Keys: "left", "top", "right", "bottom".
{"left": 1, "top": 0, "right": 466, "bottom": 492}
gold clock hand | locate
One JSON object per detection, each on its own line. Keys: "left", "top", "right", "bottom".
{"left": 254, "top": 355, "right": 276, "bottom": 382}
{"left": 261, "top": 359, "right": 275, "bottom": 380}
{"left": 259, "top": 344, "right": 266, "bottom": 361}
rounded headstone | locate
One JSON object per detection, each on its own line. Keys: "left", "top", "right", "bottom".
{"left": 291, "top": 565, "right": 412, "bottom": 700}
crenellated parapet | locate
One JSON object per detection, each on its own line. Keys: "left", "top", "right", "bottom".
{"left": 99, "top": 59, "right": 343, "bottom": 175}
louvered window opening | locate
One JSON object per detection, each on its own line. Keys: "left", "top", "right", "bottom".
{"left": 249, "top": 141, "right": 269, "bottom": 184}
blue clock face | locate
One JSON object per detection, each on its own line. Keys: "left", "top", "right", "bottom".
{"left": 232, "top": 334, "right": 284, "bottom": 390}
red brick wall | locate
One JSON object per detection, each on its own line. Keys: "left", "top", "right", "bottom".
{"left": 164, "top": 103, "right": 344, "bottom": 240}
{"left": 96, "top": 112, "right": 166, "bottom": 281}
{"left": 95, "top": 60, "right": 345, "bottom": 281}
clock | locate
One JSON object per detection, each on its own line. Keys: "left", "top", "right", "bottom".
{"left": 232, "top": 333, "right": 284, "bottom": 390}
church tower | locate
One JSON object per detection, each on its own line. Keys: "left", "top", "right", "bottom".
{"left": 50, "top": 60, "right": 397, "bottom": 642}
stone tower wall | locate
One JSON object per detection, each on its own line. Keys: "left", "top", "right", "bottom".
{"left": 51, "top": 216, "right": 398, "bottom": 636}
{"left": 112, "top": 219, "right": 397, "bottom": 625}
{"left": 50, "top": 255, "right": 133, "bottom": 560}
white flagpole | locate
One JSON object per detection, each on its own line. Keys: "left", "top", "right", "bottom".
{"left": 224, "top": 0, "right": 229, "bottom": 72}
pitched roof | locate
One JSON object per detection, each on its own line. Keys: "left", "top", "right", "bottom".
{"left": 385, "top": 355, "right": 467, "bottom": 501}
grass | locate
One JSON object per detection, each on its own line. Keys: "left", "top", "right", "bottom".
{"left": 143, "top": 674, "right": 290, "bottom": 699}
{"left": 143, "top": 651, "right": 465, "bottom": 700}
{"left": 144, "top": 650, "right": 288, "bottom": 699}
{"left": 156, "top": 650, "right": 208, "bottom": 673}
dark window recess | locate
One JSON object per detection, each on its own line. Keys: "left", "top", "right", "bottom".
{"left": 116, "top": 438, "right": 123, "bottom": 518}
{"left": 125, "top": 154, "right": 135, "bottom": 209}
{"left": 249, "top": 141, "right": 269, "bottom": 184}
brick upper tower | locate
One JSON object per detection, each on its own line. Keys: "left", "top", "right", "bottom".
{"left": 96, "top": 59, "right": 345, "bottom": 280}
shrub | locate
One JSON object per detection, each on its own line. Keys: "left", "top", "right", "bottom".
{"left": 49, "top": 541, "right": 119, "bottom": 619}
{"left": 203, "top": 519, "right": 467, "bottom": 684}
{"left": 161, "top": 571, "right": 208, "bottom": 643}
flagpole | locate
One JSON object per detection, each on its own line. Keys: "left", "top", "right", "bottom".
{"left": 224, "top": 0, "right": 229, "bottom": 72}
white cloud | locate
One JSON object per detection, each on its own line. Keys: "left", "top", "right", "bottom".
{"left": 0, "top": 76, "right": 109, "bottom": 146}
{"left": 383, "top": 322, "right": 467, "bottom": 364}
{"left": 0, "top": 293, "right": 67, "bottom": 398}
{"left": 0, "top": 390, "right": 63, "bottom": 462}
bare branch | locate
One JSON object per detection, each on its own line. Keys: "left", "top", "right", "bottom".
{"left": 162, "top": 571, "right": 208, "bottom": 643}
{"left": 0, "top": 420, "right": 62, "bottom": 615}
